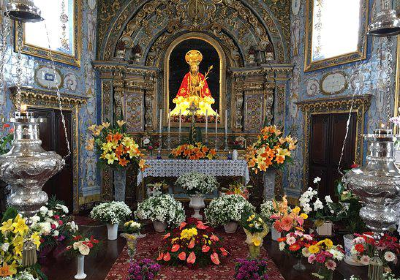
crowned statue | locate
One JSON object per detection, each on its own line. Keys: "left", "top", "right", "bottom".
{"left": 170, "top": 50, "right": 218, "bottom": 119}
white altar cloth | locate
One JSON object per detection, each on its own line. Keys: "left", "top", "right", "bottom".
{"left": 137, "top": 159, "right": 250, "bottom": 185}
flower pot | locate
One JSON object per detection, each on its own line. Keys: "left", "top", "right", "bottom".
{"left": 316, "top": 221, "right": 333, "bottom": 236}
{"left": 248, "top": 244, "right": 261, "bottom": 259}
{"left": 232, "top": 149, "right": 238, "bottom": 160}
{"left": 189, "top": 195, "right": 205, "bottom": 220}
{"left": 224, "top": 221, "right": 238, "bottom": 233}
{"left": 106, "top": 223, "right": 119, "bottom": 241}
{"left": 74, "top": 254, "right": 87, "bottom": 279}
{"left": 271, "top": 227, "right": 281, "bottom": 241}
{"left": 153, "top": 221, "right": 167, "bottom": 233}
{"left": 343, "top": 234, "right": 365, "bottom": 266}
{"left": 263, "top": 170, "right": 275, "bottom": 200}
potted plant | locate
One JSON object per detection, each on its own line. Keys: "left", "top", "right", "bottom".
{"left": 127, "top": 259, "right": 161, "bottom": 280}
{"left": 86, "top": 120, "right": 147, "bottom": 202}
{"left": 135, "top": 194, "right": 185, "bottom": 232}
{"left": 90, "top": 201, "right": 132, "bottom": 240}
{"left": 121, "top": 220, "right": 144, "bottom": 262}
{"left": 66, "top": 234, "right": 100, "bottom": 279}
{"left": 234, "top": 258, "right": 269, "bottom": 280}
{"left": 205, "top": 194, "right": 255, "bottom": 233}
{"left": 175, "top": 172, "right": 219, "bottom": 220}
{"left": 240, "top": 212, "right": 269, "bottom": 259}
{"left": 146, "top": 181, "right": 170, "bottom": 197}
{"left": 157, "top": 218, "right": 227, "bottom": 267}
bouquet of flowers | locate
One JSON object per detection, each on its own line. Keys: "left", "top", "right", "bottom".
{"left": 146, "top": 181, "right": 170, "bottom": 197}
{"left": 157, "top": 218, "right": 228, "bottom": 267}
{"left": 234, "top": 259, "right": 268, "bottom": 280}
{"left": 90, "top": 201, "right": 132, "bottom": 225}
{"left": 123, "top": 220, "right": 142, "bottom": 235}
{"left": 170, "top": 143, "right": 217, "bottom": 160}
{"left": 175, "top": 172, "right": 219, "bottom": 195}
{"left": 135, "top": 194, "right": 186, "bottom": 226}
{"left": 0, "top": 210, "right": 41, "bottom": 277}
{"left": 351, "top": 233, "right": 400, "bottom": 266}
{"left": 260, "top": 200, "right": 276, "bottom": 225}
{"left": 230, "top": 136, "right": 246, "bottom": 150}
{"left": 205, "top": 194, "right": 255, "bottom": 226}
{"left": 270, "top": 197, "right": 308, "bottom": 233}
{"left": 66, "top": 234, "right": 100, "bottom": 256}
{"left": 278, "top": 230, "right": 315, "bottom": 259}
{"left": 1, "top": 270, "right": 41, "bottom": 280}
{"left": 241, "top": 212, "right": 269, "bottom": 258}
{"left": 0, "top": 123, "right": 13, "bottom": 155}
{"left": 86, "top": 120, "right": 147, "bottom": 170}
{"left": 245, "top": 125, "right": 297, "bottom": 173}
{"left": 221, "top": 181, "right": 251, "bottom": 199}
{"left": 127, "top": 259, "right": 161, "bottom": 280}
{"left": 307, "top": 239, "right": 345, "bottom": 279}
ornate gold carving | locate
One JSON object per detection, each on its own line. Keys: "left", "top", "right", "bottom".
{"left": 101, "top": 80, "right": 112, "bottom": 122}
{"left": 296, "top": 95, "right": 372, "bottom": 189}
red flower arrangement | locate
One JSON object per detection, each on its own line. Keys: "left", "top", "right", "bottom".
{"left": 157, "top": 218, "right": 228, "bottom": 268}
{"left": 277, "top": 230, "right": 316, "bottom": 259}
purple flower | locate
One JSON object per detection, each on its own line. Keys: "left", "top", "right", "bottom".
{"left": 234, "top": 259, "right": 268, "bottom": 280}
{"left": 127, "top": 259, "right": 161, "bottom": 280}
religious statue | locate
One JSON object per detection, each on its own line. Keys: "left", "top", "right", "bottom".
{"left": 170, "top": 50, "right": 218, "bottom": 118}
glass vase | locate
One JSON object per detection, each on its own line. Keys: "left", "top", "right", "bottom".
{"left": 368, "top": 251, "right": 384, "bottom": 280}
{"left": 293, "top": 258, "right": 306, "bottom": 271}
{"left": 248, "top": 244, "right": 261, "bottom": 259}
{"left": 317, "top": 265, "right": 333, "bottom": 280}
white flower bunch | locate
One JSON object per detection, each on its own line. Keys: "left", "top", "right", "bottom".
{"left": 205, "top": 194, "right": 255, "bottom": 226}
{"left": 299, "top": 184, "right": 337, "bottom": 220}
{"left": 2, "top": 270, "right": 38, "bottom": 280}
{"left": 90, "top": 201, "right": 132, "bottom": 225}
{"left": 260, "top": 200, "right": 275, "bottom": 224}
{"left": 135, "top": 194, "right": 185, "bottom": 226}
{"left": 175, "top": 172, "right": 219, "bottom": 195}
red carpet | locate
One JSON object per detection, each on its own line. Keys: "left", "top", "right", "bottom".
{"left": 105, "top": 230, "right": 284, "bottom": 280}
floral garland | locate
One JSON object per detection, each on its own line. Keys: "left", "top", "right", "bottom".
{"left": 245, "top": 125, "right": 297, "bottom": 173}
{"left": 170, "top": 143, "right": 217, "bottom": 160}
{"left": 135, "top": 194, "right": 186, "bottom": 226}
{"left": 86, "top": 120, "right": 147, "bottom": 170}
{"left": 205, "top": 194, "right": 255, "bottom": 226}
{"left": 157, "top": 218, "right": 227, "bottom": 267}
{"left": 90, "top": 201, "right": 132, "bottom": 225}
{"left": 175, "top": 172, "right": 219, "bottom": 195}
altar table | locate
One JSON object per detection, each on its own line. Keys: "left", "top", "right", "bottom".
{"left": 137, "top": 159, "right": 250, "bottom": 185}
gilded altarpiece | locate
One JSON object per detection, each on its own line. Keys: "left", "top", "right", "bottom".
{"left": 94, "top": 0, "right": 292, "bottom": 203}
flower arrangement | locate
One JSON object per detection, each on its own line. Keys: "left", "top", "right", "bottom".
{"left": 241, "top": 212, "right": 269, "bottom": 258}
{"left": 234, "top": 259, "right": 268, "bottom": 280}
{"left": 86, "top": 120, "right": 147, "bottom": 170}
{"left": 221, "top": 181, "right": 251, "bottom": 199}
{"left": 351, "top": 233, "right": 400, "bottom": 266}
{"left": 260, "top": 200, "right": 275, "bottom": 225}
{"left": 0, "top": 210, "right": 41, "bottom": 277}
{"left": 175, "top": 172, "right": 219, "bottom": 195}
{"left": 307, "top": 239, "right": 345, "bottom": 279}
{"left": 127, "top": 259, "right": 161, "bottom": 280}
{"left": 67, "top": 234, "right": 100, "bottom": 256}
{"left": 245, "top": 125, "right": 297, "bottom": 173}
{"left": 0, "top": 123, "right": 13, "bottom": 155}
{"left": 157, "top": 218, "right": 228, "bottom": 267}
{"left": 135, "top": 194, "right": 186, "bottom": 226}
{"left": 170, "top": 142, "right": 217, "bottom": 160}
{"left": 205, "top": 194, "right": 255, "bottom": 226}
{"left": 1, "top": 270, "right": 40, "bottom": 280}
{"left": 90, "top": 201, "right": 132, "bottom": 225}
{"left": 146, "top": 181, "right": 170, "bottom": 197}
{"left": 123, "top": 220, "right": 142, "bottom": 235}
{"left": 270, "top": 197, "right": 308, "bottom": 233}
{"left": 230, "top": 136, "right": 246, "bottom": 150}
{"left": 278, "top": 230, "right": 315, "bottom": 259}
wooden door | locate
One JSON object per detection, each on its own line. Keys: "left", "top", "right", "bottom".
{"left": 308, "top": 113, "right": 357, "bottom": 199}
{"left": 30, "top": 108, "right": 74, "bottom": 210}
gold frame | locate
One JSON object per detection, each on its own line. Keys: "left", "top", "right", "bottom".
{"left": 163, "top": 32, "right": 226, "bottom": 127}
{"left": 9, "top": 86, "right": 87, "bottom": 213}
{"left": 304, "top": 0, "right": 369, "bottom": 72}
{"left": 15, "top": 0, "right": 82, "bottom": 67}
{"left": 296, "top": 95, "right": 372, "bottom": 189}
{"left": 319, "top": 71, "right": 349, "bottom": 95}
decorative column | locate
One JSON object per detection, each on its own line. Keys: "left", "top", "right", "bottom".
{"left": 113, "top": 71, "right": 125, "bottom": 117}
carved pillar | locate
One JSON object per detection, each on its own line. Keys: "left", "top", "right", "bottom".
{"left": 264, "top": 82, "right": 275, "bottom": 126}
{"left": 232, "top": 76, "right": 244, "bottom": 132}
{"left": 144, "top": 75, "right": 156, "bottom": 131}
{"left": 125, "top": 79, "right": 145, "bottom": 132}
{"left": 113, "top": 71, "right": 125, "bottom": 118}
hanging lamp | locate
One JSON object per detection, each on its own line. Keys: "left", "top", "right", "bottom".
{"left": 368, "top": 0, "right": 400, "bottom": 37}
{"left": 6, "top": 0, "right": 43, "bottom": 22}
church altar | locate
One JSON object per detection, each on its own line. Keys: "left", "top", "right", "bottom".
{"left": 137, "top": 159, "right": 250, "bottom": 186}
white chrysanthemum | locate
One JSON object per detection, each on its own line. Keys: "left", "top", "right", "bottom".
{"left": 39, "top": 206, "right": 48, "bottom": 215}
{"left": 384, "top": 251, "right": 396, "bottom": 262}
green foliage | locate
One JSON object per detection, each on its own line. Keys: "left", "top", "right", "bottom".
{"left": 1, "top": 207, "right": 18, "bottom": 222}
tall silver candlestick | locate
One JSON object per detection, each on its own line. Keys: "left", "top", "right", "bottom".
{"left": 215, "top": 110, "right": 218, "bottom": 151}
{"left": 205, "top": 109, "right": 208, "bottom": 145}
{"left": 224, "top": 109, "right": 228, "bottom": 151}
{"left": 178, "top": 109, "right": 182, "bottom": 144}
{"left": 158, "top": 109, "right": 162, "bottom": 152}
{"left": 167, "top": 110, "right": 171, "bottom": 150}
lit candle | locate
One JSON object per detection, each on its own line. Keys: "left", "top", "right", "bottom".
{"left": 159, "top": 109, "right": 163, "bottom": 134}
{"left": 20, "top": 104, "right": 27, "bottom": 114}
{"left": 205, "top": 109, "right": 208, "bottom": 136}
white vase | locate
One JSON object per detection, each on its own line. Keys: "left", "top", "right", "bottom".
{"left": 316, "top": 221, "right": 333, "bottom": 236}
{"left": 107, "top": 223, "right": 119, "bottom": 241}
{"left": 153, "top": 221, "right": 167, "bottom": 233}
{"left": 224, "top": 221, "right": 238, "bottom": 233}
{"left": 74, "top": 254, "right": 87, "bottom": 279}
{"left": 189, "top": 195, "right": 205, "bottom": 220}
{"left": 271, "top": 227, "right": 281, "bottom": 241}
{"left": 232, "top": 149, "right": 238, "bottom": 160}
{"left": 344, "top": 234, "right": 365, "bottom": 266}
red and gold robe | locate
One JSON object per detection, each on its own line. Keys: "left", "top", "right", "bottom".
{"left": 177, "top": 72, "right": 211, "bottom": 98}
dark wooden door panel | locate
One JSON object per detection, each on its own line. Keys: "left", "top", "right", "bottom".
{"left": 310, "top": 115, "right": 329, "bottom": 166}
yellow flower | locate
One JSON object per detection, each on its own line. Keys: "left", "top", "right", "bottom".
{"left": 12, "top": 215, "right": 28, "bottom": 236}
{"left": 88, "top": 124, "right": 97, "bottom": 133}
{"left": 117, "top": 120, "right": 126, "bottom": 127}
{"left": 323, "top": 238, "right": 333, "bottom": 249}
{"left": 0, "top": 219, "right": 14, "bottom": 234}
{"left": 308, "top": 245, "right": 320, "bottom": 254}
{"left": 300, "top": 213, "right": 308, "bottom": 220}
{"left": 30, "top": 232, "right": 41, "bottom": 249}
{"left": 277, "top": 148, "right": 291, "bottom": 157}
{"left": 101, "top": 142, "right": 114, "bottom": 153}
{"left": 292, "top": 206, "right": 301, "bottom": 214}
{"left": 180, "top": 228, "right": 198, "bottom": 240}
{"left": 105, "top": 152, "right": 118, "bottom": 165}
{"left": 102, "top": 122, "right": 110, "bottom": 129}
{"left": 252, "top": 236, "right": 262, "bottom": 247}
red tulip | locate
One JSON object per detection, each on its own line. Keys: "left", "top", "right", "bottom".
{"left": 187, "top": 252, "right": 196, "bottom": 264}
{"left": 202, "top": 245, "right": 210, "bottom": 253}
{"left": 163, "top": 252, "right": 171, "bottom": 261}
{"left": 171, "top": 244, "right": 180, "bottom": 252}
{"left": 178, "top": 251, "right": 186, "bottom": 261}
{"left": 211, "top": 253, "right": 220, "bottom": 265}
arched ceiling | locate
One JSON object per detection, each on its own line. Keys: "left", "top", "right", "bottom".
{"left": 97, "top": 0, "right": 290, "bottom": 65}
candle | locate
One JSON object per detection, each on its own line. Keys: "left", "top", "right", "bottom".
{"left": 205, "top": 109, "right": 208, "bottom": 136}
{"left": 159, "top": 109, "right": 162, "bottom": 134}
